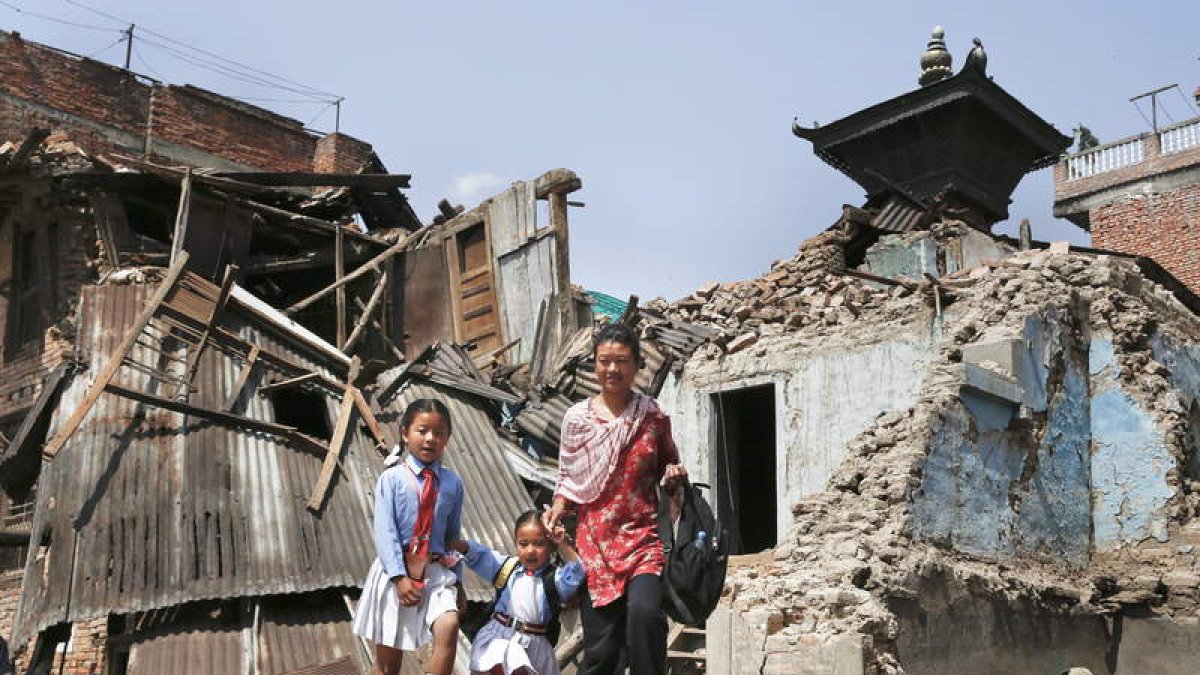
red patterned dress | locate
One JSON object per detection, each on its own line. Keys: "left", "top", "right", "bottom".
{"left": 573, "top": 402, "right": 679, "bottom": 607}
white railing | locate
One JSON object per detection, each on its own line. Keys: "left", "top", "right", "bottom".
{"left": 1159, "top": 118, "right": 1200, "bottom": 155}
{"left": 1066, "top": 137, "right": 1145, "bottom": 180}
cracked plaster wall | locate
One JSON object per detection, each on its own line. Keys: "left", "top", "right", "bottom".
{"left": 1090, "top": 335, "right": 1175, "bottom": 551}
{"left": 911, "top": 310, "right": 1093, "bottom": 566}
{"left": 660, "top": 332, "right": 936, "bottom": 547}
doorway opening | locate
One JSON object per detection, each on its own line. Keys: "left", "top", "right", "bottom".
{"left": 712, "top": 384, "right": 777, "bottom": 554}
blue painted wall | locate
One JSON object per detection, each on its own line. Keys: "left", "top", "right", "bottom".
{"left": 912, "top": 311, "right": 1092, "bottom": 565}
{"left": 1090, "top": 337, "right": 1174, "bottom": 551}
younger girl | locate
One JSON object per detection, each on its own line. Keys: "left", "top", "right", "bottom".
{"left": 450, "top": 511, "right": 584, "bottom": 675}
{"left": 354, "top": 398, "right": 466, "bottom": 675}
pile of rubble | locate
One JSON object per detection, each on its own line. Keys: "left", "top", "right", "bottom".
{"left": 714, "top": 242, "right": 1200, "bottom": 674}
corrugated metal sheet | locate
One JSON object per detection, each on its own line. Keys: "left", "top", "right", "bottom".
{"left": 585, "top": 290, "right": 628, "bottom": 321}
{"left": 12, "top": 283, "right": 383, "bottom": 647}
{"left": 258, "top": 594, "right": 366, "bottom": 675}
{"left": 126, "top": 624, "right": 245, "bottom": 675}
{"left": 377, "top": 375, "right": 533, "bottom": 602}
{"left": 514, "top": 393, "right": 574, "bottom": 452}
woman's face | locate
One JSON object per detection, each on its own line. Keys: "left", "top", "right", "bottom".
{"left": 594, "top": 340, "right": 638, "bottom": 397}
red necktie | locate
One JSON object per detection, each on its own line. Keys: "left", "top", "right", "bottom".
{"left": 410, "top": 467, "right": 437, "bottom": 560}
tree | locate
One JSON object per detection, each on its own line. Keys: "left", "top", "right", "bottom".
{"left": 1074, "top": 124, "right": 1100, "bottom": 151}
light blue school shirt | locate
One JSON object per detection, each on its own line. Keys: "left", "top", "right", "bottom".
{"left": 463, "top": 540, "right": 585, "bottom": 624}
{"left": 373, "top": 453, "right": 465, "bottom": 580}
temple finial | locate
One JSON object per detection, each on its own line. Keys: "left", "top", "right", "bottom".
{"left": 919, "top": 26, "right": 953, "bottom": 86}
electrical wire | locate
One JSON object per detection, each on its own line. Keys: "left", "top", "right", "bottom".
{"left": 136, "top": 34, "right": 337, "bottom": 103}
{"left": 61, "top": 0, "right": 338, "bottom": 100}
{"left": 1, "top": 0, "right": 122, "bottom": 33}
{"left": 85, "top": 34, "right": 127, "bottom": 59}
{"left": 131, "top": 44, "right": 166, "bottom": 81}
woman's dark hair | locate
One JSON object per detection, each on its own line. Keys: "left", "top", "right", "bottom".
{"left": 514, "top": 509, "right": 548, "bottom": 537}
{"left": 400, "top": 398, "right": 453, "bottom": 435}
{"left": 592, "top": 322, "right": 643, "bottom": 368}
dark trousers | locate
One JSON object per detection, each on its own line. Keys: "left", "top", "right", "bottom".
{"left": 580, "top": 573, "right": 667, "bottom": 675}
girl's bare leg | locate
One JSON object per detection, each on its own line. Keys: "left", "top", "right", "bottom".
{"left": 372, "top": 643, "right": 404, "bottom": 675}
{"left": 427, "top": 611, "right": 461, "bottom": 675}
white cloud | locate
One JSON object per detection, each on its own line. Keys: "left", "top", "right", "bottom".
{"left": 447, "top": 172, "right": 505, "bottom": 205}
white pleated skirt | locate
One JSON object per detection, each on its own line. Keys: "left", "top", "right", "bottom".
{"left": 469, "top": 619, "right": 558, "bottom": 675}
{"left": 353, "top": 558, "right": 459, "bottom": 650}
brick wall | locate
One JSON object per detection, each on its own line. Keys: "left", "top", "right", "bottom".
{"left": 50, "top": 618, "right": 108, "bottom": 675}
{"left": 1054, "top": 132, "right": 1200, "bottom": 203}
{"left": 1090, "top": 183, "right": 1200, "bottom": 292}
{"left": 0, "top": 31, "right": 373, "bottom": 173}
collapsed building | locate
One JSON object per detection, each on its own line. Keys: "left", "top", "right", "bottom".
{"left": 5, "top": 22, "right": 1200, "bottom": 675}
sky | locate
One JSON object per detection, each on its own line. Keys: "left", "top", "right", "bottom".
{"left": 3, "top": 1, "right": 1198, "bottom": 301}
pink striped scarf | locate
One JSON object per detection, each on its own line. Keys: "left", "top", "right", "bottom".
{"left": 557, "top": 392, "right": 658, "bottom": 505}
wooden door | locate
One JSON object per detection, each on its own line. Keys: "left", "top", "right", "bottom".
{"left": 448, "top": 221, "right": 502, "bottom": 354}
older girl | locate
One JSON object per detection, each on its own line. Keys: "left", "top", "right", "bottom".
{"left": 354, "top": 398, "right": 465, "bottom": 675}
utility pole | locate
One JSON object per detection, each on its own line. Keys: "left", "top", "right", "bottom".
{"left": 334, "top": 97, "right": 344, "bottom": 133}
{"left": 123, "top": 24, "right": 135, "bottom": 70}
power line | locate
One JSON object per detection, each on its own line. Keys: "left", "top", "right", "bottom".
{"left": 85, "top": 34, "right": 126, "bottom": 59}
{"left": 136, "top": 35, "right": 336, "bottom": 103}
{"left": 1, "top": 0, "right": 121, "bottom": 33}
{"left": 61, "top": 0, "right": 339, "bottom": 100}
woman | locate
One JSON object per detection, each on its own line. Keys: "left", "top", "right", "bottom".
{"left": 543, "top": 323, "right": 687, "bottom": 675}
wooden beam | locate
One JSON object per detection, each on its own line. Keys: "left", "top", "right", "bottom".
{"left": 170, "top": 168, "right": 192, "bottom": 266}
{"left": 353, "top": 296, "right": 404, "bottom": 362}
{"left": 308, "top": 357, "right": 361, "bottom": 511}
{"left": 3, "top": 127, "right": 50, "bottom": 172}
{"left": 242, "top": 249, "right": 373, "bottom": 276}
{"left": 336, "top": 227, "right": 346, "bottom": 347}
{"left": 42, "top": 252, "right": 191, "bottom": 460}
{"left": 353, "top": 388, "right": 392, "bottom": 453}
{"left": 233, "top": 197, "right": 383, "bottom": 246}
{"left": 224, "top": 345, "right": 260, "bottom": 412}
{"left": 211, "top": 172, "right": 412, "bottom": 190}
{"left": 4, "top": 362, "right": 72, "bottom": 461}
{"left": 105, "top": 382, "right": 327, "bottom": 456}
{"left": 286, "top": 234, "right": 412, "bottom": 315}
{"left": 548, "top": 189, "right": 575, "bottom": 337}
{"left": 256, "top": 371, "right": 320, "bottom": 394}
{"left": 178, "top": 264, "right": 238, "bottom": 399}
{"left": 342, "top": 271, "right": 388, "bottom": 354}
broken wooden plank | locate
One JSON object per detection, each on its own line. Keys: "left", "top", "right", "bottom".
{"left": 42, "top": 252, "right": 191, "bottom": 460}
{"left": 308, "top": 357, "right": 361, "bottom": 511}
{"left": 342, "top": 271, "right": 388, "bottom": 355}
{"left": 472, "top": 338, "right": 521, "bottom": 369}
{"left": 170, "top": 168, "right": 192, "bottom": 266}
{"left": 234, "top": 197, "right": 383, "bottom": 246}
{"left": 353, "top": 387, "right": 392, "bottom": 452}
{"left": 178, "top": 264, "right": 238, "bottom": 398}
{"left": 105, "top": 382, "right": 327, "bottom": 456}
{"left": 286, "top": 234, "right": 412, "bottom": 315}
{"left": 212, "top": 172, "right": 412, "bottom": 190}
{"left": 3, "top": 361, "right": 72, "bottom": 462}
{"left": 336, "top": 226, "right": 346, "bottom": 348}
{"left": 2, "top": 127, "right": 50, "bottom": 172}
{"left": 352, "top": 296, "right": 404, "bottom": 362}
{"left": 224, "top": 345, "right": 260, "bottom": 412}
{"left": 242, "top": 249, "right": 373, "bottom": 275}
{"left": 256, "top": 372, "right": 320, "bottom": 394}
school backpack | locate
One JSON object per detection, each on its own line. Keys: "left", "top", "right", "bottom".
{"left": 657, "top": 482, "right": 728, "bottom": 626}
{"left": 486, "top": 557, "right": 563, "bottom": 645}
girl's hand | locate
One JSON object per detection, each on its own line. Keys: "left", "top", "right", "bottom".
{"left": 395, "top": 576, "right": 424, "bottom": 607}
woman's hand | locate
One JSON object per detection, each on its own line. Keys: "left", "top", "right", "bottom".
{"left": 543, "top": 496, "right": 570, "bottom": 532}
{"left": 394, "top": 576, "right": 424, "bottom": 607}
{"left": 662, "top": 463, "right": 688, "bottom": 492}
{"left": 456, "top": 582, "right": 467, "bottom": 614}
{"left": 447, "top": 539, "right": 469, "bottom": 555}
